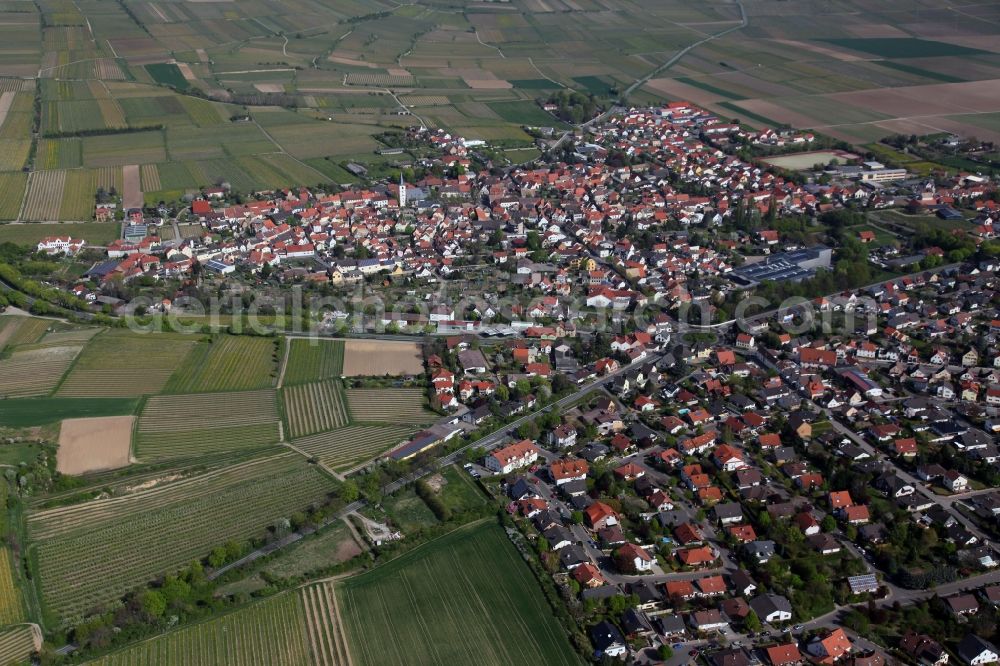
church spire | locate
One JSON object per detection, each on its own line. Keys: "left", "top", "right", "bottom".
{"left": 398, "top": 172, "right": 407, "bottom": 208}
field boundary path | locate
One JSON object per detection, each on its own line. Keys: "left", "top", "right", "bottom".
{"left": 276, "top": 338, "right": 291, "bottom": 389}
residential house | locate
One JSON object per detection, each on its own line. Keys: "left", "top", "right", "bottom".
{"left": 750, "top": 594, "right": 793, "bottom": 624}
{"left": 584, "top": 501, "right": 619, "bottom": 530}
{"left": 900, "top": 631, "right": 949, "bottom": 666}
{"left": 590, "top": 620, "right": 627, "bottom": 659}
{"left": 767, "top": 644, "right": 803, "bottom": 666}
{"left": 807, "top": 628, "right": 853, "bottom": 664}
{"left": 957, "top": 635, "right": 999, "bottom": 666}
{"left": 484, "top": 439, "right": 539, "bottom": 474}
{"left": 617, "top": 543, "right": 654, "bottom": 573}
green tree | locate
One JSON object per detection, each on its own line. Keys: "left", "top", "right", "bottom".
{"left": 659, "top": 645, "right": 674, "bottom": 660}
{"left": 821, "top": 515, "right": 837, "bottom": 533}
{"left": 208, "top": 546, "right": 227, "bottom": 568}
{"left": 140, "top": 590, "right": 167, "bottom": 619}
{"left": 340, "top": 480, "right": 360, "bottom": 503}
{"left": 745, "top": 609, "right": 761, "bottom": 632}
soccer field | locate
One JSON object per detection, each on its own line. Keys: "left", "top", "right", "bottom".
{"left": 338, "top": 521, "right": 581, "bottom": 666}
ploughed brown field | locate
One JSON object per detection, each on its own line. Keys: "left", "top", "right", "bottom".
{"left": 56, "top": 415, "right": 134, "bottom": 475}
{"left": 342, "top": 340, "right": 423, "bottom": 376}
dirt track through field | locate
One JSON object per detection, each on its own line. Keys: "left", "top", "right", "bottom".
{"left": 56, "top": 416, "right": 134, "bottom": 475}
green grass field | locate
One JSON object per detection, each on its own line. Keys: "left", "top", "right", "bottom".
{"left": 165, "top": 335, "right": 278, "bottom": 393}
{"left": 0, "top": 221, "right": 119, "bottom": 245}
{"left": 145, "top": 63, "right": 189, "bottom": 90}
{"left": 282, "top": 338, "right": 344, "bottom": 385}
{"left": 487, "top": 100, "right": 563, "bottom": 126}
{"left": 0, "top": 397, "right": 137, "bottom": 427}
{"left": 339, "top": 521, "right": 580, "bottom": 666}
{"left": 821, "top": 38, "right": 986, "bottom": 58}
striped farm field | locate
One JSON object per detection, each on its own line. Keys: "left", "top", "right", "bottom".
{"left": 136, "top": 389, "right": 281, "bottom": 461}
{"left": 22, "top": 169, "right": 65, "bottom": 220}
{"left": 96, "top": 98, "right": 127, "bottom": 129}
{"left": 140, "top": 163, "right": 161, "bottom": 191}
{"left": 283, "top": 338, "right": 344, "bottom": 385}
{"left": 400, "top": 95, "right": 448, "bottom": 105}
{"left": 345, "top": 388, "right": 435, "bottom": 424}
{"left": 0, "top": 345, "right": 82, "bottom": 398}
{"left": 301, "top": 582, "right": 352, "bottom": 666}
{"left": 344, "top": 72, "right": 413, "bottom": 87}
{"left": 0, "top": 625, "right": 39, "bottom": 665}
{"left": 0, "top": 548, "right": 24, "bottom": 624}
{"left": 0, "top": 172, "right": 26, "bottom": 219}
{"left": 293, "top": 424, "right": 415, "bottom": 471}
{"left": 94, "top": 58, "right": 125, "bottom": 80}
{"left": 0, "top": 139, "right": 30, "bottom": 171}
{"left": 165, "top": 335, "right": 278, "bottom": 393}
{"left": 38, "top": 326, "right": 100, "bottom": 346}
{"left": 28, "top": 453, "right": 337, "bottom": 623}
{"left": 86, "top": 591, "right": 313, "bottom": 666}
{"left": 283, "top": 380, "right": 349, "bottom": 439}
{"left": 340, "top": 521, "right": 580, "bottom": 666}
{"left": 57, "top": 330, "right": 198, "bottom": 397}
{"left": 0, "top": 315, "right": 50, "bottom": 348}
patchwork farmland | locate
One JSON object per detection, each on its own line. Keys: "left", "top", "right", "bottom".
{"left": 57, "top": 330, "right": 197, "bottom": 397}
{"left": 135, "top": 390, "right": 281, "bottom": 461}
{"left": 283, "top": 380, "right": 350, "bottom": 439}
{"left": 28, "top": 453, "right": 336, "bottom": 623}
{"left": 339, "top": 522, "right": 580, "bottom": 666}
{"left": 345, "top": 388, "right": 435, "bottom": 424}
{"left": 292, "top": 424, "right": 416, "bottom": 471}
